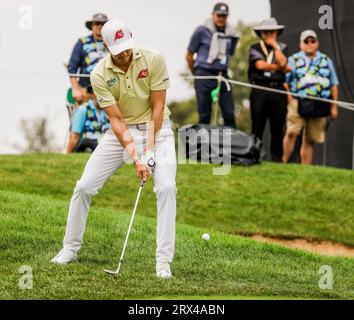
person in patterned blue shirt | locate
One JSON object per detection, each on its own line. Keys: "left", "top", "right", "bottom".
{"left": 67, "top": 86, "right": 110, "bottom": 153}
{"left": 282, "top": 30, "right": 339, "bottom": 165}
{"left": 67, "top": 13, "right": 109, "bottom": 104}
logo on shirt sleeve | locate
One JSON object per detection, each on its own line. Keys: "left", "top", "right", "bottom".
{"left": 137, "top": 68, "right": 148, "bottom": 80}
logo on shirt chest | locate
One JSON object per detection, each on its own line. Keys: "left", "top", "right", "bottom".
{"left": 137, "top": 68, "right": 148, "bottom": 80}
{"left": 106, "top": 78, "right": 118, "bottom": 87}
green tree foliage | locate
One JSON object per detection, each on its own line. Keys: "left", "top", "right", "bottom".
{"left": 229, "top": 21, "right": 258, "bottom": 132}
{"left": 169, "top": 21, "right": 258, "bottom": 133}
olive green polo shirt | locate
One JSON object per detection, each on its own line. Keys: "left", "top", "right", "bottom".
{"left": 90, "top": 47, "right": 171, "bottom": 124}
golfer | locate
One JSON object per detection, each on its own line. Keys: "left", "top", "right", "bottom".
{"left": 52, "top": 19, "right": 177, "bottom": 279}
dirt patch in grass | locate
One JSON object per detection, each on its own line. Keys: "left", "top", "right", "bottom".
{"left": 251, "top": 235, "right": 354, "bottom": 258}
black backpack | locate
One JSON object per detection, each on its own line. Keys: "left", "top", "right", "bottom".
{"left": 178, "top": 124, "right": 263, "bottom": 166}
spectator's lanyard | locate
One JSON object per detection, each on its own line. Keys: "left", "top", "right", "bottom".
{"left": 260, "top": 40, "right": 274, "bottom": 77}
{"left": 260, "top": 40, "right": 274, "bottom": 64}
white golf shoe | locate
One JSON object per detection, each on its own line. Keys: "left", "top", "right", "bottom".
{"left": 51, "top": 248, "right": 77, "bottom": 265}
{"left": 156, "top": 261, "right": 172, "bottom": 279}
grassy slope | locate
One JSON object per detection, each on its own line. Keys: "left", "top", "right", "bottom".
{"left": 1, "top": 190, "right": 354, "bottom": 299}
{"left": 0, "top": 154, "right": 353, "bottom": 245}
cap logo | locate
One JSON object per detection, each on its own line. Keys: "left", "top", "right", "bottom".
{"left": 114, "top": 29, "right": 124, "bottom": 41}
{"left": 221, "top": 5, "right": 226, "bottom": 10}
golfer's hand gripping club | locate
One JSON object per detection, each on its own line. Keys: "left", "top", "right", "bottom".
{"left": 135, "top": 150, "right": 156, "bottom": 182}
{"left": 134, "top": 161, "right": 149, "bottom": 182}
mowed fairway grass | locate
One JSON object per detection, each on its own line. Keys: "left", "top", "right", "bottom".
{"left": 0, "top": 153, "right": 353, "bottom": 299}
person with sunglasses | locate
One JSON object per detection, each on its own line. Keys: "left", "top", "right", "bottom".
{"left": 67, "top": 13, "right": 109, "bottom": 103}
{"left": 248, "top": 18, "right": 290, "bottom": 162}
{"left": 282, "top": 30, "right": 339, "bottom": 165}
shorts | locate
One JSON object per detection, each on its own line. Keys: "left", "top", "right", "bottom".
{"left": 286, "top": 99, "right": 327, "bottom": 144}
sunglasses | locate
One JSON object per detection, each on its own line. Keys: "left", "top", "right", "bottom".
{"left": 261, "top": 30, "right": 276, "bottom": 35}
{"left": 304, "top": 38, "right": 317, "bottom": 44}
{"left": 93, "top": 22, "right": 105, "bottom": 26}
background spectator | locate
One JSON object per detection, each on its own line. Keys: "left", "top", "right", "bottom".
{"left": 282, "top": 30, "right": 339, "bottom": 165}
{"left": 67, "top": 86, "right": 110, "bottom": 153}
{"left": 248, "top": 17, "right": 289, "bottom": 162}
{"left": 186, "top": 2, "right": 238, "bottom": 128}
{"left": 67, "top": 13, "right": 109, "bottom": 103}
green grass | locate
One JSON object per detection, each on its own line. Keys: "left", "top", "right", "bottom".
{"left": 1, "top": 190, "right": 354, "bottom": 300}
{"left": 1, "top": 154, "right": 354, "bottom": 245}
{"left": 0, "top": 153, "right": 354, "bottom": 299}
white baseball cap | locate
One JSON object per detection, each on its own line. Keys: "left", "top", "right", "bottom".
{"left": 300, "top": 30, "right": 318, "bottom": 42}
{"left": 102, "top": 19, "right": 135, "bottom": 55}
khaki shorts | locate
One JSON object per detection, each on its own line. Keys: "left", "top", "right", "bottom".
{"left": 286, "top": 99, "right": 327, "bottom": 143}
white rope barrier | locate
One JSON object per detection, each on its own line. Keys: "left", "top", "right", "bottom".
{"left": 1, "top": 69, "right": 353, "bottom": 111}
{"left": 186, "top": 75, "right": 232, "bottom": 91}
{"left": 184, "top": 75, "right": 354, "bottom": 112}
{"left": 0, "top": 70, "right": 91, "bottom": 78}
{"left": 68, "top": 73, "right": 90, "bottom": 78}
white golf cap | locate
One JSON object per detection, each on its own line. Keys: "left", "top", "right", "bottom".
{"left": 300, "top": 30, "right": 318, "bottom": 42}
{"left": 102, "top": 19, "right": 135, "bottom": 55}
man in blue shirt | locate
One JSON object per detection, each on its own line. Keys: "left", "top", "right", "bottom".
{"left": 186, "top": 2, "right": 238, "bottom": 128}
{"left": 282, "top": 30, "right": 339, "bottom": 165}
{"left": 67, "top": 13, "right": 109, "bottom": 103}
{"left": 67, "top": 86, "right": 110, "bottom": 153}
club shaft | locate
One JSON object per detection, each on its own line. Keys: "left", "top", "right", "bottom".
{"left": 115, "top": 183, "right": 144, "bottom": 273}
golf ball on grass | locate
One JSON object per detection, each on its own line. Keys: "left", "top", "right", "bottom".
{"left": 202, "top": 233, "right": 210, "bottom": 241}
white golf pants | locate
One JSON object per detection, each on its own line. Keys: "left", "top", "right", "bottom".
{"left": 62, "top": 118, "right": 177, "bottom": 263}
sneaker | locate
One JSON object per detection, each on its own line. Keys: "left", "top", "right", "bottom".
{"left": 51, "top": 248, "right": 77, "bottom": 265}
{"left": 156, "top": 261, "right": 172, "bottom": 279}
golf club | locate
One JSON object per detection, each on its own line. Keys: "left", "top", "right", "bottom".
{"left": 104, "top": 158, "right": 156, "bottom": 275}
{"left": 104, "top": 179, "right": 144, "bottom": 275}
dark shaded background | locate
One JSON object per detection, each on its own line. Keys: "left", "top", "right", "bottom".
{"left": 269, "top": 0, "right": 354, "bottom": 169}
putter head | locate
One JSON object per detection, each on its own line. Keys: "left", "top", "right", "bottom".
{"left": 104, "top": 269, "right": 119, "bottom": 275}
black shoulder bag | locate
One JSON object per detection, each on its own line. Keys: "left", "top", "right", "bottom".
{"left": 298, "top": 98, "right": 331, "bottom": 118}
